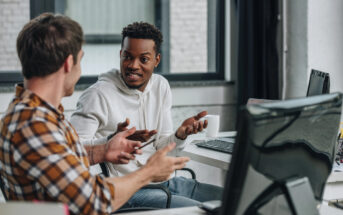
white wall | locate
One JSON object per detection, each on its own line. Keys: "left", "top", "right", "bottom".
{"left": 285, "top": 0, "right": 343, "bottom": 98}
{"left": 308, "top": 0, "right": 343, "bottom": 94}
{"left": 0, "top": 0, "right": 29, "bottom": 71}
{"left": 284, "top": 0, "right": 309, "bottom": 98}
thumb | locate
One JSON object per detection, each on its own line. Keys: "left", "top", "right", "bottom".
{"left": 195, "top": 111, "right": 208, "bottom": 120}
{"left": 125, "top": 118, "right": 130, "bottom": 126}
{"left": 118, "top": 118, "right": 130, "bottom": 128}
{"left": 122, "top": 127, "right": 136, "bottom": 137}
{"left": 160, "top": 142, "right": 176, "bottom": 156}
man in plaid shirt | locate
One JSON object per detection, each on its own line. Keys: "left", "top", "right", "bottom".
{"left": 0, "top": 13, "right": 189, "bottom": 214}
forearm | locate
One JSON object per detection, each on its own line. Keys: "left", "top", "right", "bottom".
{"left": 85, "top": 144, "right": 107, "bottom": 165}
{"left": 106, "top": 166, "right": 153, "bottom": 210}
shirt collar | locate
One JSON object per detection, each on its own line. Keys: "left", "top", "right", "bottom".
{"left": 15, "top": 83, "right": 65, "bottom": 120}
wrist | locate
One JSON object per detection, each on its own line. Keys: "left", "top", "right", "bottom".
{"left": 137, "top": 165, "right": 154, "bottom": 184}
{"left": 91, "top": 143, "right": 107, "bottom": 164}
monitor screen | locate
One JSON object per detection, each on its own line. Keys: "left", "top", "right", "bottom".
{"left": 220, "top": 93, "right": 342, "bottom": 215}
{"left": 306, "top": 69, "right": 330, "bottom": 96}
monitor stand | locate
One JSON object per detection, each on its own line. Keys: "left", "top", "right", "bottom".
{"left": 245, "top": 177, "right": 319, "bottom": 215}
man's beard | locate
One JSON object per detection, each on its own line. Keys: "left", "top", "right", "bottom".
{"left": 124, "top": 81, "right": 145, "bottom": 90}
{"left": 121, "top": 73, "right": 146, "bottom": 90}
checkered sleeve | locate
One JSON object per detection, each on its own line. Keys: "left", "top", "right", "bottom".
{"left": 11, "top": 118, "right": 116, "bottom": 214}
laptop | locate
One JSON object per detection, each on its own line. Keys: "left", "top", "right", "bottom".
{"left": 196, "top": 98, "right": 276, "bottom": 154}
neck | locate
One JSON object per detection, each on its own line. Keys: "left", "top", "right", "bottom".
{"left": 24, "top": 71, "right": 65, "bottom": 108}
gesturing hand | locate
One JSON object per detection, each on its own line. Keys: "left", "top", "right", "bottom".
{"left": 105, "top": 127, "right": 142, "bottom": 164}
{"left": 175, "top": 111, "right": 208, "bottom": 140}
{"left": 145, "top": 143, "right": 190, "bottom": 182}
{"left": 116, "top": 118, "right": 157, "bottom": 142}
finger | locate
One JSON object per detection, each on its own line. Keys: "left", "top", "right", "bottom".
{"left": 160, "top": 142, "right": 176, "bottom": 155}
{"left": 194, "top": 122, "right": 199, "bottom": 131}
{"left": 118, "top": 118, "right": 130, "bottom": 129}
{"left": 119, "top": 158, "right": 130, "bottom": 164}
{"left": 132, "top": 149, "right": 143, "bottom": 155}
{"left": 129, "top": 140, "right": 142, "bottom": 149}
{"left": 203, "top": 120, "right": 208, "bottom": 128}
{"left": 120, "top": 151, "right": 135, "bottom": 160}
{"left": 186, "top": 126, "right": 193, "bottom": 135}
{"left": 149, "top": 130, "right": 158, "bottom": 136}
{"left": 198, "top": 121, "right": 204, "bottom": 132}
{"left": 122, "top": 127, "right": 137, "bottom": 137}
{"left": 192, "top": 123, "right": 198, "bottom": 134}
{"left": 173, "top": 156, "right": 190, "bottom": 165}
{"left": 194, "top": 111, "right": 208, "bottom": 120}
{"left": 133, "top": 129, "right": 149, "bottom": 135}
{"left": 173, "top": 162, "right": 187, "bottom": 170}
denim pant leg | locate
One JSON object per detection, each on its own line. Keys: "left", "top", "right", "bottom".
{"left": 166, "top": 177, "right": 224, "bottom": 202}
{"left": 121, "top": 188, "right": 169, "bottom": 209}
{"left": 120, "top": 181, "right": 202, "bottom": 209}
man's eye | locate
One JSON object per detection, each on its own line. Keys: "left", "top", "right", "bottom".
{"left": 141, "top": 57, "right": 149, "bottom": 63}
{"left": 123, "top": 55, "right": 131, "bottom": 60}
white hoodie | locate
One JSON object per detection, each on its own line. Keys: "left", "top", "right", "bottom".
{"left": 70, "top": 69, "right": 185, "bottom": 176}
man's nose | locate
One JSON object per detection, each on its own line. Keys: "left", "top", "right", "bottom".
{"left": 128, "top": 58, "right": 140, "bottom": 70}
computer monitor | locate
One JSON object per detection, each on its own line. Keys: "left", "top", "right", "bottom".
{"left": 220, "top": 93, "right": 342, "bottom": 215}
{"left": 306, "top": 69, "right": 330, "bottom": 96}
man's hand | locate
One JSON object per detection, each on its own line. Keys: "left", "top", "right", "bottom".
{"left": 116, "top": 118, "right": 157, "bottom": 142}
{"left": 105, "top": 127, "right": 142, "bottom": 164}
{"left": 144, "top": 143, "right": 190, "bottom": 182}
{"left": 175, "top": 111, "right": 208, "bottom": 140}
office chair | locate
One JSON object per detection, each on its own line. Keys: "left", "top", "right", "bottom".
{"left": 100, "top": 162, "right": 197, "bottom": 213}
{"left": 100, "top": 162, "right": 196, "bottom": 180}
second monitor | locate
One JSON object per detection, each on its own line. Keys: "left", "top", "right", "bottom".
{"left": 219, "top": 93, "right": 342, "bottom": 215}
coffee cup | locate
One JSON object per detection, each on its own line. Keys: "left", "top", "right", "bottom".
{"left": 205, "top": 115, "right": 220, "bottom": 138}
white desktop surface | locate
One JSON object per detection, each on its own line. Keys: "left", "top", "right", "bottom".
{"left": 116, "top": 204, "right": 342, "bottom": 215}
{"left": 180, "top": 131, "right": 236, "bottom": 170}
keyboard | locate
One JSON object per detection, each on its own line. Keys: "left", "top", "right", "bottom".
{"left": 195, "top": 137, "right": 235, "bottom": 154}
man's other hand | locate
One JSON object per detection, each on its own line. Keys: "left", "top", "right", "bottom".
{"left": 144, "top": 143, "right": 190, "bottom": 182}
{"left": 105, "top": 127, "right": 142, "bottom": 164}
{"left": 115, "top": 118, "right": 157, "bottom": 142}
{"left": 175, "top": 111, "right": 208, "bottom": 140}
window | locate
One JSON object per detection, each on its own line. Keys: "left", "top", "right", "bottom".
{"left": 0, "top": 0, "right": 225, "bottom": 85}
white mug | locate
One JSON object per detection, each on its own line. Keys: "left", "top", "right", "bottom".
{"left": 205, "top": 115, "right": 220, "bottom": 137}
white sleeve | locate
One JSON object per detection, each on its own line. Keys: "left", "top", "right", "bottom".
{"left": 154, "top": 83, "right": 186, "bottom": 154}
{"left": 70, "top": 88, "right": 109, "bottom": 146}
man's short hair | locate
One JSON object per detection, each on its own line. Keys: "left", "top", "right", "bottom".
{"left": 17, "top": 13, "right": 84, "bottom": 79}
{"left": 121, "top": 22, "right": 163, "bottom": 55}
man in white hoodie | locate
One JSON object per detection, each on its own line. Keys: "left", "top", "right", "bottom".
{"left": 70, "top": 22, "right": 223, "bottom": 208}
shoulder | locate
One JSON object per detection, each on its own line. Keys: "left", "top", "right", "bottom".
{"left": 151, "top": 73, "right": 171, "bottom": 92}
{"left": 80, "top": 69, "right": 121, "bottom": 99}
{"left": 4, "top": 102, "right": 60, "bottom": 135}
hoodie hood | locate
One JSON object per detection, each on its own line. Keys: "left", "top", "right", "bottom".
{"left": 98, "top": 68, "right": 154, "bottom": 96}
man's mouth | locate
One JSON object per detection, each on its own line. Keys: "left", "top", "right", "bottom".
{"left": 125, "top": 72, "right": 143, "bottom": 81}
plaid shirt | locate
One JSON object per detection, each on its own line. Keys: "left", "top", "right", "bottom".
{"left": 0, "top": 85, "right": 116, "bottom": 214}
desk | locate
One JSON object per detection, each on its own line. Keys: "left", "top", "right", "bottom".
{"left": 180, "top": 131, "right": 235, "bottom": 170}
{"left": 117, "top": 204, "right": 342, "bottom": 215}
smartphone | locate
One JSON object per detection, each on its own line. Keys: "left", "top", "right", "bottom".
{"left": 139, "top": 138, "right": 156, "bottom": 149}
{"left": 131, "top": 138, "right": 156, "bottom": 154}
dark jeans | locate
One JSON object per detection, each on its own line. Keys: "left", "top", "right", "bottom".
{"left": 121, "top": 176, "right": 223, "bottom": 208}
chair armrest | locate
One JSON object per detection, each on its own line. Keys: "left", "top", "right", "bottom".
{"left": 179, "top": 168, "right": 196, "bottom": 180}
{"left": 141, "top": 184, "right": 171, "bottom": 208}
{"left": 99, "top": 162, "right": 110, "bottom": 177}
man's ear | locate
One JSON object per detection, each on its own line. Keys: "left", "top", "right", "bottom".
{"left": 64, "top": 54, "right": 74, "bottom": 74}
{"left": 155, "top": 53, "right": 161, "bottom": 68}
